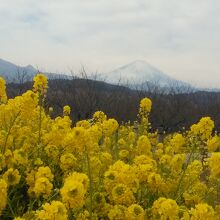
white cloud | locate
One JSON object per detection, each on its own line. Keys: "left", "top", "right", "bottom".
{"left": 0, "top": 0, "right": 220, "bottom": 87}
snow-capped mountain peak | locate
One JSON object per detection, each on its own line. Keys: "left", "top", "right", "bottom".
{"left": 105, "top": 60, "right": 184, "bottom": 87}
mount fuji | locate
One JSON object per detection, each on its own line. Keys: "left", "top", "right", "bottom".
{"left": 105, "top": 60, "right": 191, "bottom": 89}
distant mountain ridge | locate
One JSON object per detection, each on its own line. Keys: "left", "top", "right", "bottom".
{"left": 0, "top": 58, "right": 200, "bottom": 92}
{"left": 0, "top": 58, "right": 37, "bottom": 82}
{"left": 0, "top": 58, "right": 72, "bottom": 82}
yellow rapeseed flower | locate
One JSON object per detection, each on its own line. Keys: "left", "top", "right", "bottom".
{"left": 207, "top": 135, "right": 220, "bottom": 152}
{"left": 208, "top": 152, "right": 220, "bottom": 178}
{"left": 36, "top": 166, "right": 54, "bottom": 182}
{"left": 60, "top": 172, "right": 88, "bottom": 209}
{"left": 93, "top": 111, "right": 107, "bottom": 123}
{"left": 190, "top": 203, "right": 215, "bottom": 220}
{"left": 0, "top": 179, "right": 7, "bottom": 215}
{"left": 0, "top": 77, "right": 7, "bottom": 103}
{"left": 152, "top": 197, "right": 179, "bottom": 220}
{"left": 36, "top": 200, "right": 68, "bottom": 220}
{"left": 3, "top": 168, "right": 21, "bottom": 186}
{"left": 33, "top": 73, "right": 48, "bottom": 94}
{"left": 60, "top": 153, "right": 77, "bottom": 171}
{"left": 139, "top": 97, "right": 152, "bottom": 113}
{"left": 126, "top": 204, "right": 145, "bottom": 220}
{"left": 111, "top": 184, "right": 135, "bottom": 206}
{"left": 63, "top": 105, "right": 71, "bottom": 116}
{"left": 108, "top": 205, "right": 126, "bottom": 220}
{"left": 34, "top": 177, "right": 53, "bottom": 198}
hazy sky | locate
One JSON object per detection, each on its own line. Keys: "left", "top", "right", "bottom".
{"left": 1, "top": 0, "right": 220, "bottom": 87}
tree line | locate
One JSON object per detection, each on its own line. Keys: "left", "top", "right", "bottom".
{"left": 5, "top": 72, "right": 220, "bottom": 133}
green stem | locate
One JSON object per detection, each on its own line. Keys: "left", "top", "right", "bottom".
{"left": 7, "top": 198, "right": 15, "bottom": 218}
{"left": 2, "top": 111, "right": 20, "bottom": 154}
{"left": 85, "top": 146, "right": 93, "bottom": 220}
{"left": 38, "top": 96, "right": 43, "bottom": 146}
{"left": 28, "top": 198, "right": 38, "bottom": 212}
{"left": 47, "top": 190, "right": 59, "bottom": 202}
{"left": 174, "top": 141, "right": 197, "bottom": 201}
{"left": 114, "top": 132, "right": 119, "bottom": 160}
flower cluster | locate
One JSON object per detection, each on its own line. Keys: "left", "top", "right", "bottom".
{"left": 0, "top": 73, "right": 220, "bottom": 219}
{"left": 0, "top": 77, "right": 7, "bottom": 103}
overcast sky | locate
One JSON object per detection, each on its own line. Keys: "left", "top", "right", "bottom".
{"left": 0, "top": 0, "right": 220, "bottom": 87}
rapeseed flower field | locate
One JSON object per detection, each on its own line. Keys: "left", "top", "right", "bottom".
{"left": 0, "top": 74, "right": 220, "bottom": 219}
